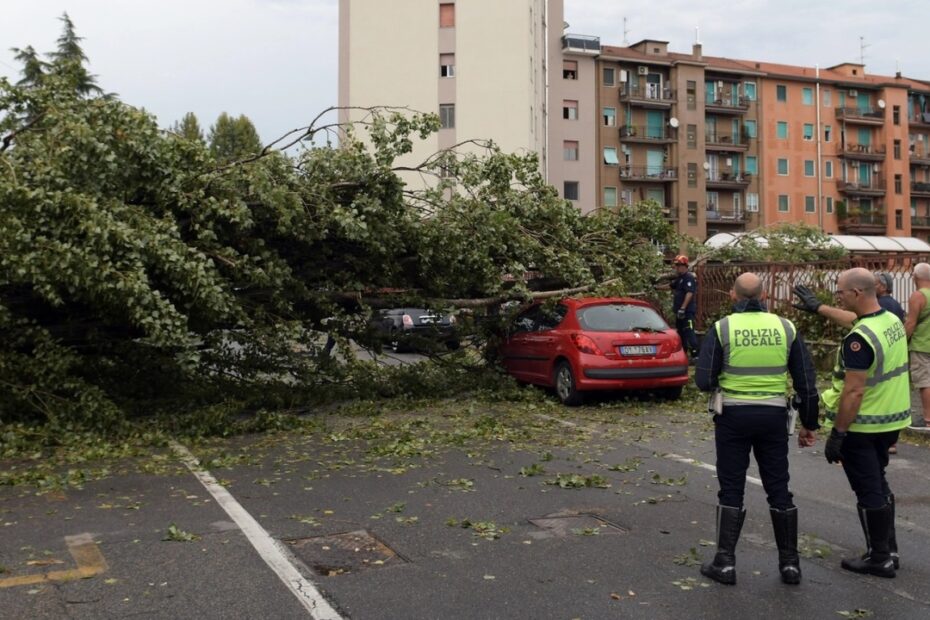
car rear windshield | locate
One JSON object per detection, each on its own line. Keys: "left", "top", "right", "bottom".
{"left": 576, "top": 304, "right": 668, "bottom": 332}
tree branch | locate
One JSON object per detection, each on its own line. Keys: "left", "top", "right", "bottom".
{"left": 0, "top": 112, "right": 46, "bottom": 153}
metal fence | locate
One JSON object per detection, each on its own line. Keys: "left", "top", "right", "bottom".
{"left": 693, "top": 254, "right": 930, "bottom": 331}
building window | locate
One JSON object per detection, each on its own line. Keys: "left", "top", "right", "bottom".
{"left": 621, "top": 189, "right": 634, "bottom": 206}
{"left": 894, "top": 139, "right": 901, "bottom": 159}
{"left": 707, "top": 191, "right": 719, "bottom": 211}
{"left": 743, "top": 120, "right": 757, "bottom": 139}
{"left": 603, "top": 107, "right": 616, "bottom": 127}
{"left": 826, "top": 196, "right": 834, "bottom": 213}
{"left": 688, "top": 201, "right": 698, "bottom": 225}
{"left": 747, "top": 193, "right": 759, "bottom": 212}
{"left": 896, "top": 209, "right": 904, "bottom": 229}
{"left": 746, "top": 156, "right": 758, "bottom": 175}
{"left": 603, "top": 146, "right": 619, "bottom": 165}
{"left": 805, "top": 195, "right": 816, "bottom": 212}
{"left": 688, "top": 163, "right": 697, "bottom": 187}
{"left": 825, "top": 160, "right": 833, "bottom": 178}
{"left": 564, "top": 140, "right": 579, "bottom": 161}
{"left": 743, "top": 82, "right": 757, "bottom": 101}
{"left": 776, "top": 121, "right": 788, "bottom": 139}
{"left": 823, "top": 88, "right": 832, "bottom": 107}
{"left": 802, "top": 87, "right": 813, "bottom": 105}
{"left": 439, "top": 104, "right": 455, "bottom": 128}
{"left": 893, "top": 105, "right": 901, "bottom": 125}
{"left": 803, "top": 123, "right": 814, "bottom": 141}
{"left": 440, "top": 54, "right": 455, "bottom": 78}
{"left": 603, "top": 67, "right": 615, "bottom": 86}
{"left": 804, "top": 160, "right": 815, "bottom": 177}
{"left": 776, "top": 84, "right": 787, "bottom": 102}
{"left": 604, "top": 187, "right": 618, "bottom": 207}
{"left": 563, "top": 100, "right": 578, "bottom": 120}
{"left": 686, "top": 80, "right": 696, "bottom": 110}
{"left": 564, "top": 181, "right": 579, "bottom": 201}
{"left": 777, "top": 158, "right": 789, "bottom": 175}
{"left": 824, "top": 125, "right": 832, "bottom": 142}
{"left": 563, "top": 60, "right": 578, "bottom": 80}
{"left": 778, "top": 194, "right": 790, "bottom": 212}
{"left": 687, "top": 124, "right": 697, "bottom": 149}
{"left": 895, "top": 174, "right": 903, "bottom": 194}
{"left": 439, "top": 3, "right": 455, "bottom": 27}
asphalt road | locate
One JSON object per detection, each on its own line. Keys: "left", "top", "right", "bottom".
{"left": 2, "top": 391, "right": 930, "bottom": 619}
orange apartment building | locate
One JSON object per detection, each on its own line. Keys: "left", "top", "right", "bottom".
{"left": 586, "top": 38, "right": 930, "bottom": 241}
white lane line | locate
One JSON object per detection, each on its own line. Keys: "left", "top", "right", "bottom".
{"left": 534, "top": 414, "right": 763, "bottom": 487}
{"left": 170, "top": 441, "right": 343, "bottom": 620}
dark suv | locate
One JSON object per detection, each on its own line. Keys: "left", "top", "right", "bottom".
{"left": 374, "top": 308, "right": 459, "bottom": 352}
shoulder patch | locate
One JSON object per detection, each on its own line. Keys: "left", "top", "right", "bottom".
{"left": 850, "top": 341, "right": 862, "bottom": 352}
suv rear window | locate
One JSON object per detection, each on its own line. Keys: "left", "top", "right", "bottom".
{"left": 576, "top": 304, "right": 668, "bottom": 332}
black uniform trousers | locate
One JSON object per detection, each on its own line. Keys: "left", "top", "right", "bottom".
{"left": 838, "top": 430, "right": 899, "bottom": 509}
{"left": 675, "top": 315, "right": 698, "bottom": 356}
{"left": 714, "top": 404, "right": 793, "bottom": 510}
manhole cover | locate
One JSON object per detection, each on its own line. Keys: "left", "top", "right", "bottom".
{"left": 528, "top": 513, "right": 628, "bottom": 538}
{"left": 286, "top": 530, "right": 405, "bottom": 576}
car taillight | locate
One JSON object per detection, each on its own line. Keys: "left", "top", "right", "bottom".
{"left": 402, "top": 314, "right": 413, "bottom": 327}
{"left": 571, "top": 333, "right": 603, "bottom": 355}
{"left": 670, "top": 333, "right": 683, "bottom": 352}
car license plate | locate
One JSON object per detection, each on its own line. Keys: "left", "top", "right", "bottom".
{"left": 620, "top": 345, "right": 656, "bottom": 356}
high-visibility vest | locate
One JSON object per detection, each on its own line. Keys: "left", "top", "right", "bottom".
{"left": 822, "top": 310, "right": 911, "bottom": 433}
{"left": 715, "top": 311, "right": 794, "bottom": 400}
{"left": 909, "top": 289, "right": 930, "bottom": 354}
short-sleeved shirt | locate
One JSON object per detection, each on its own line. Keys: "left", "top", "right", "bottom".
{"left": 878, "top": 294, "right": 905, "bottom": 322}
{"left": 671, "top": 271, "right": 697, "bottom": 316}
{"left": 842, "top": 308, "right": 885, "bottom": 371}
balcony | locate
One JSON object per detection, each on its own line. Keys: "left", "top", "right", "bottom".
{"left": 705, "top": 97, "right": 751, "bottom": 115}
{"left": 619, "top": 125, "right": 677, "bottom": 144}
{"left": 706, "top": 172, "right": 752, "bottom": 189}
{"left": 705, "top": 206, "right": 749, "bottom": 223}
{"left": 620, "top": 84, "right": 675, "bottom": 109}
{"left": 705, "top": 133, "right": 750, "bottom": 152}
{"left": 835, "top": 107, "right": 885, "bottom": 125}
{"left": 838, "top": 211, "right": 887, "bottom": 234}
{"left": 911, "top": 148, "right": 930, "bottom": 166}
{"left": 562, "top": 34, "right": 600, "bottom": 55}
{"left": 910, "top": 112, "right": 930, "bottom": 128}
{"left": 619, "top": 165, "right": 677, "bottom": 182}
{"left": 839, "top": 143, "right": 886, "bottom": 161}
{"left": 912, "top": 181, "right": 930, "bottom": 198}
{"left": 911, "top": 215, "right": 930, "bottom": 230}
{"left": 838, "top": 175, "right": 885, "bottom": 196}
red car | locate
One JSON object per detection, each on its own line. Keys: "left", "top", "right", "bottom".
{"left": 498, "top": 297, "right": 689, "bottom": 405}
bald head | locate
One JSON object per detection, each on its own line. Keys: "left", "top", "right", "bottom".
{"left": 914, "top": 262, "right": 930, "bottom": 282}
{"left": 842, "top": 267, "right": 877, "bottom": 295}
{"left": 733, "top": 272, "right": 763, "bottom": 300}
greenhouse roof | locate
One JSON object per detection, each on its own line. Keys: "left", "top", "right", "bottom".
{"left": 705, "top": 233, "right": 930, "bottom": 253}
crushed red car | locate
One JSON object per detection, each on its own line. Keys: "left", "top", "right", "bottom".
{"left": 498, "top": 297, "right": 689, "bottom": 405}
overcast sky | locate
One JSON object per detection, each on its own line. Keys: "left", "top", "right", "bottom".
{"left": 3, "top": 0, "right": 928, "bottom": 145}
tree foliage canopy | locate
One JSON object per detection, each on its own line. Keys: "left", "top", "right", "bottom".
{"left": 1, "top": 22, "right": 678, "bottom": 429}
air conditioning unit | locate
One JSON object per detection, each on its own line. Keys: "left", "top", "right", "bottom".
{"left": 637, "top": 65, "right": 649, "bottom": 75}
{"left": 848, "top": 89, "right": 858, "bottom": 97}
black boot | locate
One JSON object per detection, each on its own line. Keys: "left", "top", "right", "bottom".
{"left": 841, "top": 504, "right": 896, "bottom": 578}
{"left": 770, "top": 507, "right": 801, "bottom": 584}
{"left": 701, "top": 505, "right": 746, "bottom": 585}
{"left": 887, "top": 494, "right": 899, "bottom": 570}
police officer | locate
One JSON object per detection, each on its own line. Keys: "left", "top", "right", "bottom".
{"left": 670, "top": 255, "right": 699, "bottom": 360}
{"left": 821, "top": 267, "right": 910, "bottom": 577}
{"left": 696, "top": 272, "right": 820, "bottom": 586}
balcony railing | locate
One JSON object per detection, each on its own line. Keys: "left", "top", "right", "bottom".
{"left": 706, "top": 172, "right": 752, "bottom": 187}
{"left": 910, "top": 112, "right": 930, "bottom": 126}
{"left": 705, "top": 96, "right": 751, "bottom": 114}
{"left": 619, "top": 166, "right": 677, "bottom": 181}
{"left": 911, "top": 148, "right": 930, "bottom": 165}
{"left": 838, "top": 211, "right": 887, "bottom": 232}
{"left": 562, "top": 34, "right": 600, "bottom": 54}
{"left": 911, "top": 215, "right": 930, "bottom": 228}
{"left": 705, "top": 206, "right": 749, "bottom": 222}
{"left": 838, "top": 175, "right": 885, "bottom": 195}
{"left": 836, "top": 107, "right": 885, "bottom": 124}
{"left": 912, "top": 181, "right": 930, "bottom": 197}
{"left": 706, "top": 133, "right": 750, "bottom": 149}
{"left": 619, "top": 125, "right": 677, "bottom": 142}
{"left": 840, "top": 143, "right": 886, "bottom": 160}
{"left": 620, "top": 84, "right": 675, "bottom": 105}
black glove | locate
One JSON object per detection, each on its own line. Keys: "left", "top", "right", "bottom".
{"left": 824, "top": 428, "right": 846, "bottom": 464}
{"left": 792, "top": 284, "right": 822, "bottom": 314}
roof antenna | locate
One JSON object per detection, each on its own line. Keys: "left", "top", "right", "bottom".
{"left": 859, "top": 35, "right": 870, "bottom": 67}
{"left": 695, "top": 26, "right": 701, "bottom": 44}
{"left": 622, "top": 16, "right": 630, "bottom": 46}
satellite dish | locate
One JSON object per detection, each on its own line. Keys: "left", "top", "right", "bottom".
{"left": 669, "top": 117, "right": 680, "bottom": 128}
{"left": 878, "top": 99, "right": 886, "bottom": 109}
{"left": 703, "top": 162, "right": 711, "bottom": 171}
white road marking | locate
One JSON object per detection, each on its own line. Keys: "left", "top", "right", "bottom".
{"left": 170, "top": 441, "right": 343, "bottom": 620}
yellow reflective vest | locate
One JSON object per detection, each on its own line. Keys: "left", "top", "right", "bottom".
{"left": 822, "top": 310, "right": 910, "bottom": 433}
{"left": 715, "top": 311, "right": 794, "bottom": 400}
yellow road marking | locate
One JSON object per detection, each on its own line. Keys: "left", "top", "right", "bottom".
{"left": 0, "top": 533, "right": 108, "bottom": 588}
